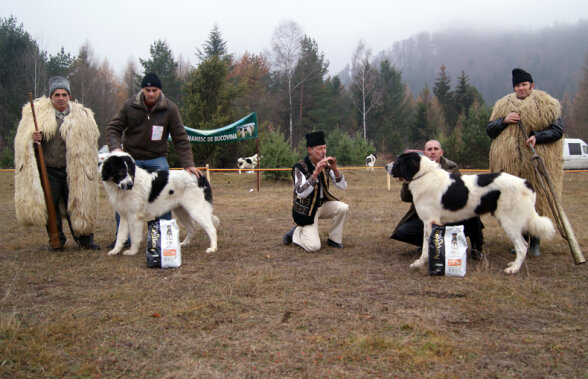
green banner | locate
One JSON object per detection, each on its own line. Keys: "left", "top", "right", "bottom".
{"left": 181, "top": 113, "right": 257, "bottom": 144}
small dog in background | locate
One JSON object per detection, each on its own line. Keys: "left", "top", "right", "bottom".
{"left": 366, "top": 154, "right": 377, "bottom": 173}
{"left": 237, "top": 153, "right": 259, "bottom": 174}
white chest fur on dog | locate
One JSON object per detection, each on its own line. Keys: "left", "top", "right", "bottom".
{"left": 386, "top": 152, "right": 555, "bottom": 274}
{"left": 99, "top": 151, "right": 219, "bottom": 256}
{"left": 366, "top": 154, "right": 377, "bottom": 173}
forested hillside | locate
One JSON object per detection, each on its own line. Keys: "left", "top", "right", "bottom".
{"left": 2, "top": 17, "right": 587, "bottom": 170}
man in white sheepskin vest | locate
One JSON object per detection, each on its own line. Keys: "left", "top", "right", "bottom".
{"left": 486, "top": 68, "right": 564, "bottom": 256}
{"left": 14, "top": 76, "right": 101, "bottom": 251}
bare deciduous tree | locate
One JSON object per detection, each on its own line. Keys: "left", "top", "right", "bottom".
{"left": 270, "top": 20, "right": 302, "bottom": 146}
{"left": 350, "top": 40, "right": 382, "bottom": 139}
{"left": 121, "top": 58, "right": 140, "bottom": 98}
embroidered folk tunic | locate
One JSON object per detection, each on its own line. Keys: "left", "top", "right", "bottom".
{"left": 291, "top": 155, "right": 347, "bottom": 226}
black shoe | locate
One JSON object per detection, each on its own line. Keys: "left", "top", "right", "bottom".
{"left": 470, "top": 249, "right": 481, "bottom": 260}
{"left": 470, "top": 242, "right": 483, "bottom": 260}
{"left": 81, "top": 242, "right": 101, "bottom": 250}
{"left": 283, "top": 227, "right": 296, "bottom": 246}
{"left": 106, "top": 240, "right": 130, "bottom": 249}
{"left": 327, "top": 239, "right": 344, "bottom": 248}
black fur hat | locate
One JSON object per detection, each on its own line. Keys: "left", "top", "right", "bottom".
{"left": 306, "top": 131, "right": 326, "bottom": 147}
{"left": 512, "top": 68, "right": 533, "bottom": 87}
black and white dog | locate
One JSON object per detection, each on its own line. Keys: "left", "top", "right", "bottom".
{"left": 237, "top": 153, "right": 259, "bottom": 174}
{"left": 99, "top": 151, "right": 219, "bottom": 256}
{"left": 386, "top": 152, "right": 555, "bottom": 274}
{"left": 366, "top": 154, "right": 377, "bottom": 173}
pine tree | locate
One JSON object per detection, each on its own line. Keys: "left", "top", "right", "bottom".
{"left": 433, "top": 64, "right": 456, "bottom": 129}
{"left": 450, "top": 71, "right": 485, "bottom": 131}
{"left": 291, "top": 36, "right": 329, "bottom": 144}
{"left": 47, "top": 47, "right": 73, "bottom": 78}
{"left": 457, "top": 101, "right": 491, "bottom": 168}
{"left": 371, "top": 60, "right": 412, "bottom": 153}
{"left": 181, "top": 56, "right": 240, "bottom": 167}
{"left": 196, "top": 24, "right": 231, "bottom": 62}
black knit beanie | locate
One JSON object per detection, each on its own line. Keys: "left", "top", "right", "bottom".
{"left": 141, "top": 73, "right": 162, "bottom": 89}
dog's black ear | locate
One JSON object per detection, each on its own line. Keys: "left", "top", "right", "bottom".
{"left": 396, "top": 152, "right": 421, "bottom": 181}
{"left": 100, "top": 157, "right": 115, "bottom": 181}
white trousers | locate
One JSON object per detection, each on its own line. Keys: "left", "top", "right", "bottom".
{"left": 292, "top": 200, "right": 349, "bottom": 252}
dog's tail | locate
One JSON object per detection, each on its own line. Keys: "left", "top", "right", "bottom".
{"left": 212, "top": 215, "right": 220, "bottom": 228}
{"left": 527, "top": 212, "right": 556, "bottom": 241}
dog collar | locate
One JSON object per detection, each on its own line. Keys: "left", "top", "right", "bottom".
{"left": 406, "top": 173, "right": 425, "bottom": 182}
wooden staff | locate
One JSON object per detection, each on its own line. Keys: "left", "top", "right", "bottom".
{"left": 517, "top": 121, "right": 585, "bottom": 265}
{"left": 28, "top": 91, "right": 61, "bottom": 249}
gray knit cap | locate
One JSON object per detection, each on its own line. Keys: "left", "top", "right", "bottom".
{"left": 48, "top": 76, "right": 71, "bottom": 95}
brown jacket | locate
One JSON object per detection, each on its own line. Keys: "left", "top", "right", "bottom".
{"left": 391, "top": 156, "right": 459, "bottom": 237}
{"left": 106, "top": 91, "right": 195, "bottom": 168}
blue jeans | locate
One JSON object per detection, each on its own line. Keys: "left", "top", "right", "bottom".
{"left": 114, "top": 156, "right": 172, "bottom": 242}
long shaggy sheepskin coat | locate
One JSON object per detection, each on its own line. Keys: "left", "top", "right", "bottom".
{"left": 488, "top": 89, "right": 563, "bottom": 219}
{"left": 14, "top": 97, "right": 100, "bottom": 235}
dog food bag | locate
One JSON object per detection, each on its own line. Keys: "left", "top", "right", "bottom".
{"left": 428, "top": 224, "right": 467, "bottom": 277}
{"left": 146, "top": 219, "right": 182, "bottom": 269}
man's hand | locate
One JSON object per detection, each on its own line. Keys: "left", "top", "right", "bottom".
{"left": 32, "top": 130, "right": 43, "bottom": 144}
{"left": 185, "top": 166, "right": 203, "bottom": 177}
{"left": 504, "top": 112, "right": 521, "bottom": 124}
{"left": 526, "top": 135, "right": 537, "bottom": 148}
{"left": 313, "top": 156, "right": 340, "bottom": 178}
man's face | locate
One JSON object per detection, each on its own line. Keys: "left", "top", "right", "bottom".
{"left": 142, "top": 86, "right": 161, "bottom": 104}
{"left": 424, "top": 141, "right": 443, "bottom": 163}
{"left": 308, "top": 144, "right": 327, "bottom": 164}
{"left": 514, "top": 82, "right": 534, "bottom": 100}
{"left": 50, "top": 89, "right": 70, "bottom": 112}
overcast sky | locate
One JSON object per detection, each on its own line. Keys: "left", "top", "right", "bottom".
{"left": 3, "top": 0, "right": 587, "bottom": 76}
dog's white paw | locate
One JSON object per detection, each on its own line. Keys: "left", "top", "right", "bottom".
{"left": 504, "top": 265, "right": 520, "bottom": 274}
{"left": 205, "top": 247, "right": 217, "bottom": 254}
{"left": 122, "top": 249, "right": 138, "bottom": 256}
{"left": 409, "top": 259, "right": 424, "bottom": 269}
{"left": 107, "top": 249, "right": 120, "bottom": 256}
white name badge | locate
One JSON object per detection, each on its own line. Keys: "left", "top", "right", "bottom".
{"left": 151, "top": 125, "right": 164, "bottom": 141}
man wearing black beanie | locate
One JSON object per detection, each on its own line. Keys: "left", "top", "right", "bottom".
{"left": 486, "top": 68, "right": 564, "bottom": 256}
{"left": 105, "top": 72, "right": 202, "bottom": 248}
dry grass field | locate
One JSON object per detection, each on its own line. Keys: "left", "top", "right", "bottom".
{"left": 0, "top": 167, "right": 587, "bottom": 378}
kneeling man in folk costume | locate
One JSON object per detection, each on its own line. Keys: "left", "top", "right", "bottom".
{"left": 283, "top": 131, "right": 349, "bottom": 252}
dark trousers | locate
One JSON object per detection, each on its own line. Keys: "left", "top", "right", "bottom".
{"left": 46, "top": 167, "right": 95, "bottom": 248}
{"left": 392, "top": 213, "right": 484, "bottom": 251}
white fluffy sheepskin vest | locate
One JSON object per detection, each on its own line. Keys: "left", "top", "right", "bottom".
{"left": 14, "top": 97, "right": 100, "bottom": 235}
{"left": 489, "top": 89, "right": 563, "bottom": 218}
